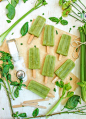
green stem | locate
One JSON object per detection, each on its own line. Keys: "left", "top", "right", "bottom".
{"left": 71, "top": 3, "right": 81, "bottom": 13}
{"left": 1, "top": 83, "right": 11, "bottom": 94}
{"left": 5, "top": 76, "right": 14, "bottom": 100}
{"left": 78, "top": 0, "right": 86, "bottom": 9}
{"left": 69, "top": 13, "right": 85, "bottom": 23}
{"left": 46, "top": 95, "right": 64, "bottom": 116}
{"left": 72, "top": 10, "right": 81, "bottom": 19}
{"left": 78, "top": 26, "right": 86, "bottom": 102}
{"left": 24, "top": 110, "right": 86, "bottom": 119}
{"left": 74, "top": 2, "right": 85, "bottom": 12}
{"left": 2, "top": 79, "right": 15, "bottom": 119}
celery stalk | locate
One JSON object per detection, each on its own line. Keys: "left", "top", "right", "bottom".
{"left": 78, "top": 26, "right": 86, "bottom": 102}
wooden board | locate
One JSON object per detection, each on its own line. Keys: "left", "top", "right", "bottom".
{"left": 0, "top": 26, "right": 80, "bottom": 95}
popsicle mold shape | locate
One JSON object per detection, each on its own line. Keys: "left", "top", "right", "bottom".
{"left": 27, "top": 80, "right": 50, "bottom": 99}
{"left": 28, "top": 16, "right": 46, "bottom": 37}
{"left": 42, "top": 55, "right": 56, "bottom": 77}
{"left": 56, "top": 34, "right": 71, "bottom": 56}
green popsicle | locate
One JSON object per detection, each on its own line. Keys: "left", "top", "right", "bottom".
{"left": 55, "top": 59, "right": 75, "bottom": 80}
{"left": 29, "top": 47, "right": 40, "bottom": 69}
{"left": 56, "top": 34, "right": 71, "bottom": 56}
{"left": 27, "top": 80, "right": 50, "bottom": 99}
{"left": 43, "top": 25, "right": 55, "bottom": 46}
{"left": 28, "top": 16, "right": 46, "bottom": 37}
{"left": 42, "top": 55, "right": 56, "bottom": 77}
{"left": 29, "top": 47, "right": 40, "bottom": 78}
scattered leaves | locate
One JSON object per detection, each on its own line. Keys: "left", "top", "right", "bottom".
{"left": 64, "top": 95, "right": 80, "bottom": 109}
{"left": 6, "top": 3, "right": 15, "bottom": 20}
{"left": 6, "top": 20, "right": 11, "bottom": 23}
{"left": 53, "top": 88, "right": 56, "bottom": 92}
{"left": 20, "top": 22, "right": 28, "bottom": 36}
{"left": 56, "top": 30, "right": 58, "bottom": 34}
{"left": 11, "top": 0, "right": 19, "bottom": 7}
{"left": 32, "top": 108, "right": 39, "bottom": 117}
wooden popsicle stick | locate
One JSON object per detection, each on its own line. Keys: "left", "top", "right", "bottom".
{"left": 52, "top": 76, "right": 59, "bottom": 83}
{"left": 59, "top": 54, "right": 63, "bottom": 61}
{"left": 23, "top": 98, "right": 49, "bottom": 104}
{"left": 47, "top": 46, "right": 49, "bottom": 54}
{"left": 24, "top": 104, "right": 46, "bottom": 109}
{"left": 33, "top": 69, "right": 36, "bottom": 78}
{"left": 47, "top": 93, "right": 55, "bottom": 98}
{"left": 45, "top": 76, "right": 48, "bottom": 84}
{"left": 13, "top": 104, "right": 46, "bottom": 109}
{"left": 28, "top": 34, "right": 34, "bottom": 44}
{"left": 28, "top": 19, "right": 35, "bottom": 44}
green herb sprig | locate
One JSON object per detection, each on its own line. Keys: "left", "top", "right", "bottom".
{"left": 49, "top": 16, "right": 68, "bottom": 25}
{"left": 46, "top": 81, "right": 74, "bottom": 116}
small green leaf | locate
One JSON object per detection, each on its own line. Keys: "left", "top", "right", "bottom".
{"left": 14, "top": 88, "right": 19, "bottom": 98}
{"left": 64, "top": 95, "right": 80, "bottom": 109}
{"left": 2, "top": 108, "right": 4, "bottom": 110}
{"left": 20, "top": 22, "right": 28, "bottom": 36}
{"left": 64, "top": 83, "right": 72, "bottom": 91}
{"left": 66, "top": 91, "right": 74, "bottom": 98}
{"left": 59, "top": 16, "right": 62, "bottom": 22}
{"left": 42, "top": 13, "right": 44, "bottom": 15}
{"left": 10, "top": 81, "right": 19, "bottom": 86}
{"left": 11, "top": 0, "right": 19, "bottom": 7}
{"left": 6, "top": 3, "right": 15, "bottom": 20}
{"left": 6, "top": 20, "right": 11, "bottom": 23}
{"left": 49, "top": 17, "right": 59, "bottom": 24}
{"left": 23, "top": 0, "right": 28, "bottom": 3}
{"left": 20, "top": 43, "right": 23, "bottom": 45}
{"left": 0, "top": 78, "right": 3, "bottom": 82}
{"left": 73, "top": 25, "right": 75, "bottom": 27}
{"left": 56, "top": 81, "right": 64, "bottom": 88}
{"left": 53, "top": 88, "right": 56, "bottom": 92}
{"left": 34, "top": 45, "right": 36, "bottom": 48}
{"left": 69, "top": 28, "right": 72, "bottom": 32}
{"left": 18, "top": 113, "right": 27, "bottom": 117}
{"left": 59, "top": 0, "right": 66, "bottom": 6}
{"left": 30, "top": 19, "right": 32, "bottom": 22}
{"left": 70, "top": 77, "right": 72, "bottom": 80}
{"left": 11, "top": 32, "right": 14, "bottom": 35}
{"left": 56, "top": 30, "right": 58, "bottom": 34}
{"left": 32, "top": 108, "right": 39, "bottom": 117}
{"left": 76, "top": 48, "right": 78, "bottom": 52}
{"left": 77, "top": 82, "right": 85, "bottom": 87}
{"left": 7, "top": 74, "right": 11, "bottom": 82}
{"left": 60, "top": 20, "right": 68, "bottom": 25}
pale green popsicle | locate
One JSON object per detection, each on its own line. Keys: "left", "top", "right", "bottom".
{"left": 42, "top": 55, "right": 56, "bottom": 77}
{"left": 27, "top": 80, "right": 50, "bottom": 99}
{"left": 29, "top": 47, "right": 40, "bottom": 69}
{"left": 28, "top": 16, "right": 46, "bottom": 37}
{"left": 43, "top": 25, "right": 55, "bottom": 46}
{"left": 55, "top": 59, "right": 75, "bottom": 80}
{"left": 56, "top": 34, "right": 71, "bottom": 56}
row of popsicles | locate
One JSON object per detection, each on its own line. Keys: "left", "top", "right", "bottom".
{"left": 29, "top": 48, "right": 75, "bottom": 83}
{"left": 28, "top": 16, "right": 71, "bottom": 60}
